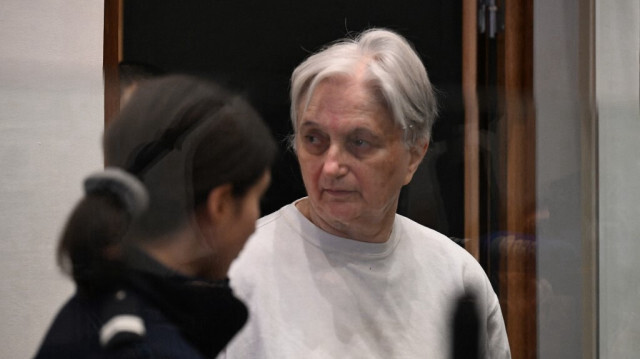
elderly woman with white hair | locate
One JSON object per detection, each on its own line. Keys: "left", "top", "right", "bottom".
{"left": 221, "top": 28, "right": 511, "bottom": 358}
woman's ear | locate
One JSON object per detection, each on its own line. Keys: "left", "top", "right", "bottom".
{"left": 195, "top": 183, "right": 236, "bottom": 251}
{"left": 203, "top": 183, "right": 235, "bottom": 225}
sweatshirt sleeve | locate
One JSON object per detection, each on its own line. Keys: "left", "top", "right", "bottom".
{"left": 485, "top": 291, "right": 512, "bottom": 358}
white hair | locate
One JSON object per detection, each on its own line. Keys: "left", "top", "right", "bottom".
{"left": 290, "top": 28, "right": 438, "bottom": 147}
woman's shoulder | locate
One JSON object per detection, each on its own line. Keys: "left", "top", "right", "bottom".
{"left": 35, "top": 289, "right": 206, "bottom": 359}
{"left": 33, "top": 293, "right": 102, "bottom": 358}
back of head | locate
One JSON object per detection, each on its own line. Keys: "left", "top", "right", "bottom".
{"left": 290, "top": 28, "right": 438, "bottom": 147}
{"left": 118, "top": 61, "right": 165, "bottom": 107}
{"left": 59, "top": 75, "right": 277, "bottom": 290}
{"left": 105, "top": 74, "right": 277, "bottom": 238}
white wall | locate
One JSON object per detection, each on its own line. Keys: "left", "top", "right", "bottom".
{"left": 596, "top": 1, "right": 640, "bottom": 358}
{"left": 0, "top": 1, "right": 104, "bottom": 357}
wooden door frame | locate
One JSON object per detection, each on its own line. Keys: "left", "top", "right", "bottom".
{"left": 462, "top": 0, "right": 481, "bottom": 261}
{"left": 103, "top": 0, "right": 122, "bottom": 127}
{"left": 107, "top": 0, "right": 539, "bottom": 356}
{"left": 498, "top": 0, "right": 537, "bottom": 357}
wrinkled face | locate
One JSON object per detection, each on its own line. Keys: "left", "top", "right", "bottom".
{"left": 295, "top": 77, "right": 423, "bottom": 240}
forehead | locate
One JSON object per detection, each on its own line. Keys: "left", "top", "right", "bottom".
{"left": 299, "top": 78, "right": 393, "bottom": 130}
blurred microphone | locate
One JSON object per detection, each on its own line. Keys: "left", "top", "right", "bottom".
{"left": 452, "top": 294, "right": 480, "bottom": 359}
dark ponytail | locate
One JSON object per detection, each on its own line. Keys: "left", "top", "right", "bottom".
{"left": 57, "top": 192, "right": 129, "bottom": 294}
{"left": 58, "top": 168, "right": 150, "bottom": 294}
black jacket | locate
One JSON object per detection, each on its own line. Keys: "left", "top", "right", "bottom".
{"left": 34, "top": 249, "right": 248, "bottom": 358}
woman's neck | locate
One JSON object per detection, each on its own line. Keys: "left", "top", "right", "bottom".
{"left": 137, "top": 229, "right": 218, "bottom": 279}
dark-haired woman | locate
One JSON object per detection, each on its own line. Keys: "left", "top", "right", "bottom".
{"left": 34, "top": 75, "right": 277, "bottom": 358}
